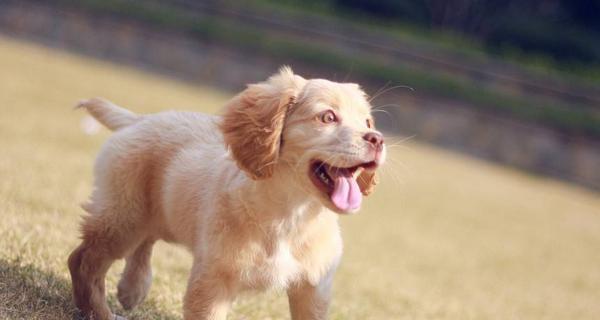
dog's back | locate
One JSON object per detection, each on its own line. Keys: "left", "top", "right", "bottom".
{"left": 81, "top": 99, "right": 223, "bottom": 224}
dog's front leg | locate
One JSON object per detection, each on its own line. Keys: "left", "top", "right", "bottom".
{"left": 183, "top": 269, "right": 236, "bottom": 320}
{"left": 287, "top": 274, "right": 334, "bottom": 320}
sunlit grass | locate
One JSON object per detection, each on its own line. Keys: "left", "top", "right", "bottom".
{"left": 0, "top": 35, "right": 599, "bottom": 319}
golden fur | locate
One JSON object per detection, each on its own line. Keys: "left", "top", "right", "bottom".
{"left": 68, "top": 67, "right": 385, "bottom": 320}
{"left": 220, "top": 70, "right": 306, "bottom": 179}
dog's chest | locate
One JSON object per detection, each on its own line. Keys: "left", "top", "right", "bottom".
{"left": 240, "top": 241, "right": 302, "bottom": 290}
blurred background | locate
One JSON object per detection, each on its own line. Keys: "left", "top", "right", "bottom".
{"left": 3, "top": 0, "right": 600, "bottom": 187}
{"left": 0, "top": 1, "right": 599, "bottom": 319}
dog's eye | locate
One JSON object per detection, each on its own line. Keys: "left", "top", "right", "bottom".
{"left": 320, "top": 110, "right": 337, "bottom": 124}
{"left": 366, "top": 118, "right": 373, "bottom": 128}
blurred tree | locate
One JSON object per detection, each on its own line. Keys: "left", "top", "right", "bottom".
{"left": 332, "top": 0, "right": 600, "bottom": 65}
{"left": 333, "top": 0, "right": 430, "bottom": 24}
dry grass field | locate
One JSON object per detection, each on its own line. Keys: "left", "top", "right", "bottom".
{"left": 1, "top": 35, "right": 599, "bottom": 319}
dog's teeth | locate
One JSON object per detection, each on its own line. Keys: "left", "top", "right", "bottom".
{"left": 317, "top": 171, "right": 330, "bottom": 184}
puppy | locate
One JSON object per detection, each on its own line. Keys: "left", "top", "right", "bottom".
{"left": 68, "top": 67, "right": 385, "bottom": 320}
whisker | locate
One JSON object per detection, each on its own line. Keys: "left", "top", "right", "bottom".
{"left": 368, "top": 84, "right": 414, "bottom": 103}
{"left": 386, "top": 156, "right": 408, "bottom": 172}
{"left": 370, "top": 109, "right": 395, "bottom": 122}
{"left": 368, "top": 81, "right": 391, "bottom": 103}
{"left": 379, "top": 152, "right": 408, "bottom": 187}
{"left": 380, "top": 165, "right": 404, "bottom": 189}
{"left": 385, "top": 135, "right": 416, "bottom": 147}
{"left": 373, "top": 103, "right": 405, "bottom": 110}
{"left": 386, "top": 145, "right": 414, "bottom": 153}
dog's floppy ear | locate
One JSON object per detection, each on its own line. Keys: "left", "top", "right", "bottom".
{"left": 358, "top": 114, "right": 380, "bottom": 196}
{"left": 221, "top": 66, "right": 306, "bottom": 180}
{"left": 357, "top": 170, "right": 379, "bottom": 196}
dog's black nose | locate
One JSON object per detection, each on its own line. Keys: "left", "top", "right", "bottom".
{"left": 363, "top": 132, "right": 384, "bottom": 149}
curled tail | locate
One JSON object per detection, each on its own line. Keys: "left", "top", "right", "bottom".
{"left": 76, "top": 98, "right": 140, "bottom": 131}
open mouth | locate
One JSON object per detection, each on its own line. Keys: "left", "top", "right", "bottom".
{"left": 309, "top": 160, "right": 377, "bottom": 212}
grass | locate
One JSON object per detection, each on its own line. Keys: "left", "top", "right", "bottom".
{"left": 1, "top": 35, "right": 600, "bottom": 319}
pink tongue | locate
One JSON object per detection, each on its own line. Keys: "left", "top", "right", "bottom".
{"left": 330, "top": 175, "right": 362, "bottom": 211}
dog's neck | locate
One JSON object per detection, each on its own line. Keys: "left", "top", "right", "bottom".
{"left": 235, "top": 167, "right": 335, "bottom": 237}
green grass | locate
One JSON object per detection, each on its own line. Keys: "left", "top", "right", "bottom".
{"left": 1, "top": 36, "right": 600, "bottom": 319}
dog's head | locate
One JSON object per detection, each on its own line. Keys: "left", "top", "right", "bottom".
{"left": 221, "top": 67, "right": 385, "bottom": 214}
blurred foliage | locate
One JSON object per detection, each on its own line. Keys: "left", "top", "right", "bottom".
{"left": 55, "top": 0, "right": 600, "bottom": 137}
{"left": 335, "top": 0, "right": 600, "bottom": 65}
{"left": 271, "top": 0, "right": 600, "bottom": 81}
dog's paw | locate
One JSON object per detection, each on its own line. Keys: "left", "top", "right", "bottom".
{"left": 117, "top": 274, "right": 151, "bottom": 310}
{"left": 117, "top": 285, "right": 146, "bottom": 310}
{"left": 113, "top": 314, "right": 128, "bottom": 320}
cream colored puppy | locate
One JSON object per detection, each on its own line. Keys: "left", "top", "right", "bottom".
{"left": 68, "top": 67, "right": 385, "bottom": 320}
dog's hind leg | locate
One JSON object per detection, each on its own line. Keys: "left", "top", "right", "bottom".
{"left": 117, "top": 239, "right": 155, "bottom": 310}
{"left": 68, "top": 207, "right": 148, "bottom": 320}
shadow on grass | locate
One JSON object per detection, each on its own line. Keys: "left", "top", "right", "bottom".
{"left": 0, "top": 258, "right": 178, "bottom": 320}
